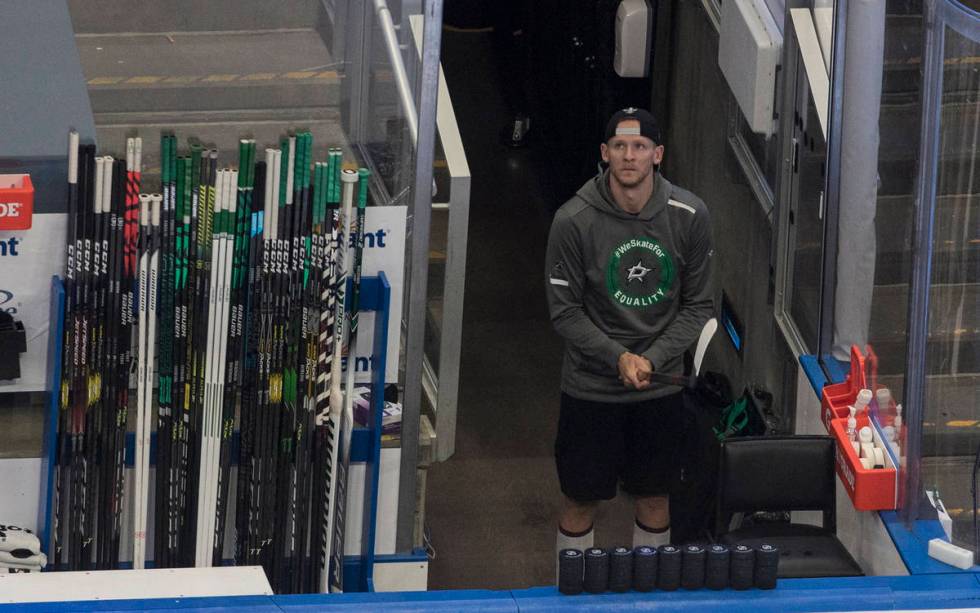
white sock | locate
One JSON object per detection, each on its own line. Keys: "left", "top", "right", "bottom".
{"left": 556, "top": 524, "right": 594, "bottom": 582}
{"left": 632, "top": 519, "right": 670, "bottom": 549}
{"left": 557, "top": 524, "right": 594, "bottom": 556}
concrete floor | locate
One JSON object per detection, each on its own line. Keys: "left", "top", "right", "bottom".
{"left": 423, "top": 29, "right": 636, "bottom": 591}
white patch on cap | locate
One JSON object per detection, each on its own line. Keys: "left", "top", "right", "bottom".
{"left": 616, "top": 126, "right": 642, "bottom": 136}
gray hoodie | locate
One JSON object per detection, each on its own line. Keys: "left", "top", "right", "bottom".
{"left": 546, "top": 170, "right": 714, "bottom": 402}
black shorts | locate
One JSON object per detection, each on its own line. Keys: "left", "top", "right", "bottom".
{"left": 555, "top": 391, "right": 684, "bottom": 502}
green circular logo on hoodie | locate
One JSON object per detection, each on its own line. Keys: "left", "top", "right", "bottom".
{"left": 606, "top": 237, "right": 675, "bottom": 307}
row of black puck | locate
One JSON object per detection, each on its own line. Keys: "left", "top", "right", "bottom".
{"left": 558, "top": 543, "right": 779, "bottom": 595}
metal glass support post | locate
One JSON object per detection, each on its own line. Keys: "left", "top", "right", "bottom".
{"left": 816, "top": 0, "right": 848, "bottom": 372}
{"left": 344, "top": 0, "right": 371, "bottom": 143}
{"left": 397, "top": 0, "right": 444, "bottom": 553}
{"left": 901, "top": 0, "right": 944, "bottom": 522}
{"left": 409, "top": 13, "right": 471, "bottom": 462}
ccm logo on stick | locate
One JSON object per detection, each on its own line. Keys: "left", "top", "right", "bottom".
{"left": 0, "top": 174, "right": 34, "bottom": 230}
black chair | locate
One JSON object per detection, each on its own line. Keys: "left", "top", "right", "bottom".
{"left": 714, "top": 435, "right": 863, "bottom": 578}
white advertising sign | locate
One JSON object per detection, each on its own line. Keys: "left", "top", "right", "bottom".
{"left": 353, "top": 205, "right": 405, "bottom": 384}
{"left": 0, "top": 214, "right": 66, "bottom": 393}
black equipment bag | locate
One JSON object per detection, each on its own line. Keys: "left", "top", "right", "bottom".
{"left": 669, "top": 371, "right": 733, "bottom": 544}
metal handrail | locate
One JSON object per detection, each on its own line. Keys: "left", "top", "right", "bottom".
{"left": 374, "top": 0, "right": 419, "bottom": 146}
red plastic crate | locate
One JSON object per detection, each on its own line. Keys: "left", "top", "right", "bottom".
{"left": 0, "top": 174, "right": 34, "bottom": 230}
{"left": 820, "top": 345, "right": 866, "bottom": 431}
{"left": 829, "top": 414, "right": 897, "bottom": 511}
{"left": 865, "top": 345, "right": 879, "bottom": 394}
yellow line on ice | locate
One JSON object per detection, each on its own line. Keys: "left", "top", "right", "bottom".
{"left": 127, "top": 76, "right": 163, "bottom": 84}
{"left": 88, "top": 77, "right": 124, "bottom": 85}
{"left": 947, "top": 420, "right": 978, "bottom": 427}
{"left": 241, "top": 72, "right": 277, "bottom": 81}
{"left": 202, "top": 74, "right": 238, "bottom": 82}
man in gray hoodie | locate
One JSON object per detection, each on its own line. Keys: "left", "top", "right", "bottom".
{"left": 546, "top": 108, "right": 713, "bottom": 557}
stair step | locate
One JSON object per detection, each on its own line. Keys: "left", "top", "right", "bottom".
{"left": 77, "top": 30, "right": 341, "bottom": 113}
{"left": 878, "top": 374, "right": 978, "bottom": 416}
{"left": 880, "top": 99, "right": 979, "bottom": 154}
{"left": 878, "top": 154, "right": 980, "bottom": 196}
{"left": 868, "top": 335, "right": 980, "bottom": 376}
{"left": 874, "top": 194, "right": 980, "bottom": 284}
{"left": 870, "top": 283, "right": 980, "bottom": 340}
{"left": 884, "top": 14, "right": 921, "bottom": 66}
{"left": 876, "top": 245, "right": 980, "bottom": 286}
{"left": 794, "top": 244, "right": 979, "bottom": 290}
{"left": 886, "top": 0, "right": 922, "bottom": 16}
{"left": 68, "top": 0, "right": 321, "bottom": 34}
{"left": 875, "top": 194, "right": 979, "bottom": 247}
{"left": 875, "top": 375, "right": 979, "bottom": 456}
{"left": 881, "top": 12, "right": 980, "bottom": 98}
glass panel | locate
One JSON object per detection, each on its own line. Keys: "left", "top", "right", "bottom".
{"left": 422, "top": 59, "right": 448, "bottom": 377}
{"left": 426, "top": 206, "right": 448, "bottom": 374}
{"left": 356, "top": 2, "right": 417, "bottom": 207}
{"left": 918, "top": 23, "right": 980, "bottom": 553}
{"left": 861, "top": 5, "right": 923, "bottom": 476}
{"left": 787, "top": 86, "right": 827, "bottom": 353}
{"left": 733, "top": 110, "right": 781, "bottom": 209}
{"left": 68, "top": 0, "right": 346, "bottom": 186}
{"left": 863, "top": 0, "right": 923, "bottom": 420}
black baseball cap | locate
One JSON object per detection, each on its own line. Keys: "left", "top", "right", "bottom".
{"left": 604, "top": 107, "right": 661, "bottom": 144}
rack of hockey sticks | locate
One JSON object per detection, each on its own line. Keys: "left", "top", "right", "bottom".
{"left": 54, "top": 134, "right": 141, "bottom": 571}
{"left": 54, "top": 131, "right": 371, "bottom": 594}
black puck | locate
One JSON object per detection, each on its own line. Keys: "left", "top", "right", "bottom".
{"left": 755, "top": 543, "right": 780, "bottom": 566}
{"left": 754, "top": 544, "right": 779, "bottom": 589}
{"left": 558, "top": 548, "right": 584, "bottom": 595}
{"left": 729, "top": 544, "right": 755, "bottom": 590}
{"left": 632, "top": 546, "right": 658, "bottom": 592}
{"left": 681, "top": 544, "right": 706, "bottom": 589}
{"left": 657, "top": 545, "right": 682, "bottom": 591}
{"left": 705, "top": 544, "right": 730, "bottom": 590}
{"left": 608, "top": 546, "right": 633, "bottom": 592}
{"left": 583, "top": 547, "right": 609, "bottom": 594}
